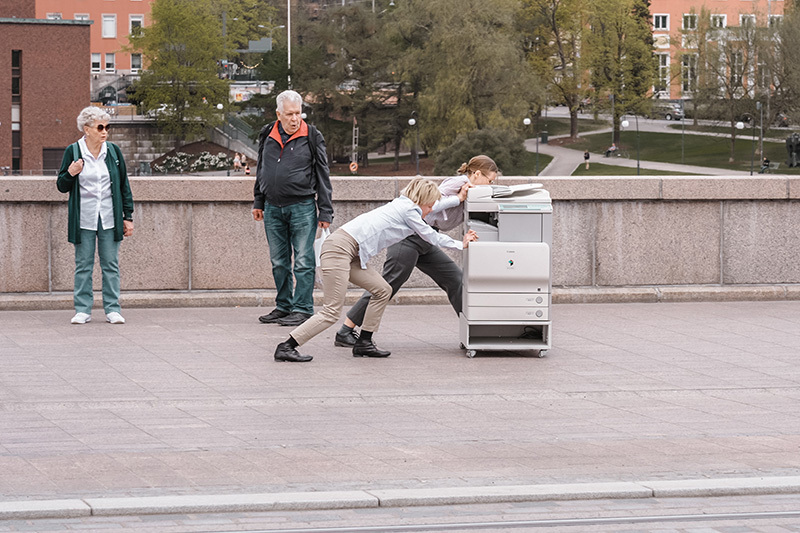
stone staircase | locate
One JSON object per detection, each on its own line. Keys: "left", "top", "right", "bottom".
{"left": 109, "top": 119, "right": 179, "bottom": 174}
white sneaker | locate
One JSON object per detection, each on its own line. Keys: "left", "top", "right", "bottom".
{"left": 71, "top": 312, "right": 91, "bottom": 324}
{"left": 106, "top": 312, "right": 126, "bottom": 324}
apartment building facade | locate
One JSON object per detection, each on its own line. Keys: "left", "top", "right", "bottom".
{"left": 650, "top": 0, "right": 786, "bottom": 100}
{"left": 1, "top": 1, "right": 90, "bottom": 173}
{"left": 35, "top": 0, "right": 155, "bottom": 101}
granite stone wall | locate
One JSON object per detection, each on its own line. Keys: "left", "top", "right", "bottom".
{"left": 2, "top": 175, "right": 800, "bottom": 297}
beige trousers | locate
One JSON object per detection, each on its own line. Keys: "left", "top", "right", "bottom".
{"left": 290, "top": 229, "right": 392, "bottom": 346}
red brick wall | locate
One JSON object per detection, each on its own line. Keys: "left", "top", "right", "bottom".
{"left": 0, "top": 0, "right": 35, "bottom": 18}
{"left": 0, "top": 20, "right": 90, "bottom": 171}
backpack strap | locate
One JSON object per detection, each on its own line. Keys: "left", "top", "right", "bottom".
{"left": 72, "top": 142, "right": 80, "bottom": 161}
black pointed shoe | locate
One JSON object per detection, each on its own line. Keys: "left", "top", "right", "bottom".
{"left": 277, "top": 312, "right": 313, "bottom": 327}
{"left": 274, "top": 342, "right": 313, "bottom": 362}
{"left": 334, "top": 330, "right": 359, "bottom": 347}
{"left": 259, "top": 308, "right": 290, "bottom": 324}
{"left": 352, "top": 339, "right": 391, "bottom": 358}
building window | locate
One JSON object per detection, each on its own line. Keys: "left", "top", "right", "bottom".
{"left": 653, "top": 14, "right": 668, "bottom": 30}
{"left": 131, "top": 53, "right": 142, "bottom": 72}
{"left": 74, "top": 13, "right": 89, "bottom": 21}
{"left": 105, "top": 53, "right": 115, "bottom": 73}
{"left": 710, "top": 14, "right": 726, "bottom": 28}
{"left": 46, "top": 12, "right": 62, "bottom": 20}
{"left": 129, "top": 14, "right": 144, "bottom": 34}
{"left": 656, "top": 53, "right": 670, "bottom": 93}
{"left": 683, "top": 14, "right": 698, "bottom": 30}
{"left": 769, "top": 15, "right": 783, "bottom": 28}
{"left": 91, "top": 53, "right": 101, "bottom": 72}
{"left": 102, "top": 14, "right": 117, "bottom": 38}
{"left": 740, "top": 14, "right": 756, "bottom": 28}
{"left": 730, "top": 51, "right": 743, "bottom": 86}
{"left": 11, "top": 50, "right": 22, "bottom": 173}
{"left": 682, "top": 54, "right": 698, "bottom": 93}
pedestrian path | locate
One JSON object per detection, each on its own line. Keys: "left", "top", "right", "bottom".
{"left": 1, "top": 301, "right": 799, "bottom": 520}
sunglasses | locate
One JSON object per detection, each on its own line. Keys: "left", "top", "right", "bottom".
{"left": 92, "top": 124, "right": 111, "bottom": 132}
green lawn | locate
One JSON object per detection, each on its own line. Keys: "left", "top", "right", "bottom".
{"left": 516, "top": 151, "right": 553, "bottom": 176}
{"left": 572, "top": 163, "right": 697, "bottom": 176}
{"left": 530, "top": 116, "right": 608, "bottom": 138}
{"left": 573, "top": 131, "right": 795, "bottom": 173}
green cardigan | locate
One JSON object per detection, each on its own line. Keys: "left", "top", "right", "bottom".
{"left": 56, "top": 141, "right": 134, "bottom": 244}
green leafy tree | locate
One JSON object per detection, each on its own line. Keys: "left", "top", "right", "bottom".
{"left": 520, "top": 0, "right": 589, "bottom": 139}
{"left": 680, "top": 7, "right": 765, "bottom": 162}
{"left": 761, "top": 8, "right": 800, "bottom": 132}
{"left": 390, "top": 0, "right": 541, "bottom": 155}
{"left": 434, "top": 129, "right": 526, "bottom": 175}
{"left": 586, "top": 0, "right": 656, "bottom": 144}
{"left": 128, "top": 0, "right": 230, "bottom": 141}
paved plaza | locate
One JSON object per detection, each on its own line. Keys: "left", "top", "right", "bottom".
{"left": 1, "top": 299, "right": 800, "bottom": 522}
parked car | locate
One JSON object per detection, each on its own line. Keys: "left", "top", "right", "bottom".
{"left": 651, "top": 102, "right": 685, "bottom": 121}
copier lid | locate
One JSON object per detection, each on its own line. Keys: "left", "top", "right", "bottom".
{"left": 467, "top": 184, "right": 551, "bottom": 211}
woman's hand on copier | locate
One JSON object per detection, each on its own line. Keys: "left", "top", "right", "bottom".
{"left": 462, "top": 229, "right": 478, "bottom": 248}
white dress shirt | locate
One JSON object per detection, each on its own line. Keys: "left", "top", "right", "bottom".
{"left": 77, "top": 137, "right": 114, "bottom": 231}
{"left": 341, "top": 196, "right": 464, "bottom": 269}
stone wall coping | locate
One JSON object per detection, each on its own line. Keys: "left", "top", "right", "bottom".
{"left": 3, "top": 175, "right": 800, "bottom": 202}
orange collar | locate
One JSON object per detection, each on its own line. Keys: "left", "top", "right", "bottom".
{"left": 268, "top": 120, "right": 309, "bottom": 148}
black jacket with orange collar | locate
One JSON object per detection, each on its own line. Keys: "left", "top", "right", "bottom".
{"left": 253, "top": 120, "right": 333, "bottom": 223}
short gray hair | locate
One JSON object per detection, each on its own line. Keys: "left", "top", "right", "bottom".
{"left": 77, "top": 106, "right": 111, "bottom": 132}
{"left": 276, "top": 90, "right": 303, "bottom": 113}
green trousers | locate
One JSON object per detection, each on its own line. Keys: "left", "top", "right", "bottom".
{"left": 73, "top": 221, "right": 121, "bottom": 315}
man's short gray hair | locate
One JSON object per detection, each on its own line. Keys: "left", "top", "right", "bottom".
{"left": 276, "top": 90, "right": 303, "bottom": 113}
{"left": 77, "top": 106, "right": 111, "bottom": 132}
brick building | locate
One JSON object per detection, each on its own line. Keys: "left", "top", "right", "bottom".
{"left": 650, "top": 0, "right": 786, "bottom": 100}
{"left": 0, "top": 0, "right": 90, "bottom": 173}
{"left": 34, "top": 0, "right": 156, "bottom": 102}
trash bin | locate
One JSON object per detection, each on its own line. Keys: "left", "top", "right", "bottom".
{"left": 540, "top": 131, "right": 548, "bottom": 144}
{"left": 139, "top": 162, "right": 151, "bottom": 176}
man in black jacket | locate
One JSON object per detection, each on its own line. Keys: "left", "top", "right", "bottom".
{"left": 253, "top": 90, "right": 333, "bottom": 333}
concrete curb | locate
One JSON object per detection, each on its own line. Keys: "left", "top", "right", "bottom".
{"left": 2, "top": 476, "right": 800, "bottom": 520}
{"left": 2, "top": 285, "right": 800, "bottom": 311}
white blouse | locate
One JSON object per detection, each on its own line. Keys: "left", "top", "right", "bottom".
{"left": 77, "top": 137, "right": 114, "bottom": 231}
{"left": 341, "top": 196, "right": 463, "bottom": 269}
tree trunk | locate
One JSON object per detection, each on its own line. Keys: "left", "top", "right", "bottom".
{"left": 569, "top": 108, "right": 579, "bottom": 139}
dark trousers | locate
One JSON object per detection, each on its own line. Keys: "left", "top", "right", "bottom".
{"left": 346, "top": 233, "right": 463, "bottom": 326}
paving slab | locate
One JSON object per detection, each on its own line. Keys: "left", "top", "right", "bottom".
{"left": 1, "top": 301, "right": 800, "bottom": 521}
{"left": 84, "top": 491, "right": 378, "bottom": 516}
{"left": 0, "top": 500, "right": 90, "bottom": 520}
{"left": 642, "top": 476, "right": 800, "bottom": 498}
{"left": 368, "top": 481, "right": 651, "bottom": 507}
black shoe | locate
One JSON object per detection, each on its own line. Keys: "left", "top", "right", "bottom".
{"left": 259, "top": 308, "right": 290, "bottom": 324}
{"left": 277, "top": 312, "right": 312, "bottom": 327}
{"left": 334, "top": 329, "right": 359, "bottom": 347}
{"left": 352, "top": 339, "right": 391, "bottom": 358}
{"left": 274, "top": 342, "right": 313, "bottom": 362}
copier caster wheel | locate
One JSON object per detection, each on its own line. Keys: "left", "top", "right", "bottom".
{"left": 459, "top": 343, "right": 466, "bottom": 349}
{"left": 466, "top": 349, "right": 477, "bottom": 358}
{"left": 537, "top": 350, "right": 547, "bottom": 358}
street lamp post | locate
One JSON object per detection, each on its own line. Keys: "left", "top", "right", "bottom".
{"left": 217, "top": 103, "right": 230, "bottom": 176}
{"left": 408, "top": 111, "right": 419, "bottom": 175}
{"left": 680, "top": 100, "right": 685, "bottom": 165}
{"left": 287, "top": 0, "right": 292, "bottom": 88}
{"left": 735, "top": 117, "right": 756, "bottom": 176}
{"left": 757, "top": 101, "right": 763, "bottom": 162}
{"left": 523, "top": 117, "right": 538, "bottom": 176}
{"left": 621, "top": 116, "right": 640, "bottom": 176}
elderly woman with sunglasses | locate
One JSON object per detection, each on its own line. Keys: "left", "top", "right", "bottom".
{"left": 57, "top": 106, "right": 134, "bottom": 325}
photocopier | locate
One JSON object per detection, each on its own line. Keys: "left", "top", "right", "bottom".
{"left": 459, "top": 183, "right": 552, "bottom": 357}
